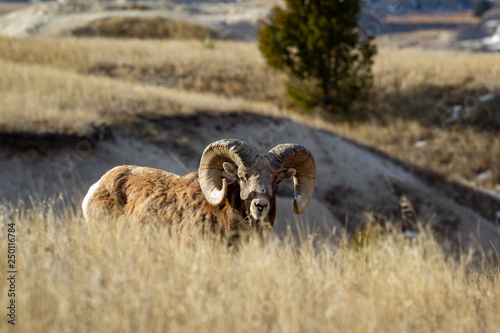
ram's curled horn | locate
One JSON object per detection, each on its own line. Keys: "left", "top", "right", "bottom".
{"left": 199, "top": 139, "right": 258, "bottom": 206}
{"left": 267, "top": 144, "right": 316, "bottom": 214}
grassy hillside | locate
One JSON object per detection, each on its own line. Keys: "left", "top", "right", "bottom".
{"left": 0, "top": 36, "right": 499, "bottom": 190}
{"left": 0, "top": 201, "right": 499, "bottom": 332}
{"left": 337, "top": 47, "right": 500, "bottom": 190}
{"left": 0, "top": 37, "right": 284, "bottom": 133}
{"left": 71, "top": 16, "right": 225, "bottom": 40}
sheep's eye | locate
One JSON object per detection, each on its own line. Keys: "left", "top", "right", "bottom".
{"left": 239, "top": 177, "right": 246, "bottom": 182}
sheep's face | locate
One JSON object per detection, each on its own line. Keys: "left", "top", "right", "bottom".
{"left": 223, "top": 156, "right": 295, "bottom": 223}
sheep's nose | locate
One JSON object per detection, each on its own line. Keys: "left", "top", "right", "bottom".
{"left": 254, "top": 201, "right": 268, "bottom": 212}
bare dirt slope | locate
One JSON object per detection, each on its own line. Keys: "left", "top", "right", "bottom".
{"left": 1, "top": 113, "right": 498, "bottom": 250}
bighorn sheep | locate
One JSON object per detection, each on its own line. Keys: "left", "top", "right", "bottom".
{"left": 82, "top": 139, "right": 315, "bottom": 237}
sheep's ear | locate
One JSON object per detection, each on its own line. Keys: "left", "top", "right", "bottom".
{"left": 283, "top": 168, "right": 296, "bottom": 181}
{"left": 223, "top": 162, "right": 238, "bottom": 178}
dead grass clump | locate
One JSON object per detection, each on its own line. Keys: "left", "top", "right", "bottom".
{"left": 72, "top": 16, "right": 222, "bottom": 40}
{"left": 0, "top": 199, "right": 499, "bottom": 332}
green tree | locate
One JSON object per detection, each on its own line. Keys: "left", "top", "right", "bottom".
{"left": 258, "top": 0, "right": 376, "bottom": 113}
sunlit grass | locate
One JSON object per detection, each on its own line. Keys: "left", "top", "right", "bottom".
{"left": 0, "top": 199, "right": 499, "bottom": 332}
{"left": 0, "top": 57, "right": 278, "bottom": 134}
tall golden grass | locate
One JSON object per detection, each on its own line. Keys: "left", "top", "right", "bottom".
{"left": 0, "top": 200, "right": 499, "bottom": 332}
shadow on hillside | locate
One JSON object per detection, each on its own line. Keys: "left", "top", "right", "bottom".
{"left": 0, "top": 125, "right": 113, "bottom": 157}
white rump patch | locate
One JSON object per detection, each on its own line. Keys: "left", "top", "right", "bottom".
{"left": 82, "top": 180, "right": 101, "bottom": 222}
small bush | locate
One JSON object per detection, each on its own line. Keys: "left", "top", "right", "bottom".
{"left": 258, "top": 0, "right": 376, "bottom": 114}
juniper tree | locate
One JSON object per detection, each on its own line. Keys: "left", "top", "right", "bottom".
{"left": 258, "top": 0, "right": 376, "bottom": 113}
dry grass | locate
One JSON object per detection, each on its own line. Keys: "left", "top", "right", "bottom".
{"left": 72, "top": 16, "right": 223, "bottom": 40}
{"left": 0, "top": 200, "right": 499, "bottom": 332}
{"left": 0, "top": 41, "right": 280, "bottom": 134}
{"left": 386, "top": 12, "right": 479, "bottom": 25}
{"left": 334, "top": 119, "right": 500, "bottom": 190}
{"left": 371, "top": 48, "right": 500, "bottom": 115}
{"left": 337, "top": 48, "right": 500, "bottom": 190}
{"left": 0, "top": 37, "right": 287, "bottom": 105}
